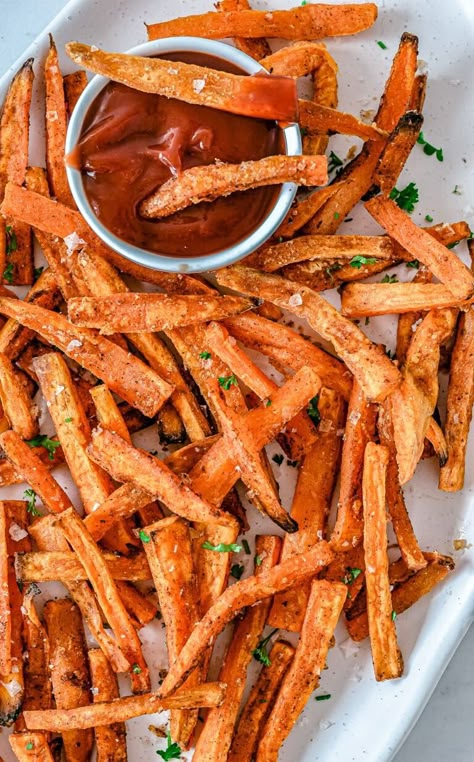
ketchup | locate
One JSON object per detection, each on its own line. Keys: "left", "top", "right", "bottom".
{"left": 76, "top": 52, "right": 281, "bottom": 258}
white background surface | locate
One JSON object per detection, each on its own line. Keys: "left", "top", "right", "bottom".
{"left": 0, "top": 1, "right": 472, "bottom": 760}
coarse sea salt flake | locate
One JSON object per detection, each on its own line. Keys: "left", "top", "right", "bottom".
{"left": 64, "top": 232, "right": 86, "bottom": 254}
{"left": 288, "top": 293, "right": 303, "bottom": 307}
{"left": 66, "top": 339, "right": 83, "bottom": 352}
{"left": 9, "top": 523, "right": 28, "bottom": 542}
{"left": 1, "top": 679, "right": 22, "bottom": 697}
{"left": 46, "top": 110, "right": 58, "bottom": 122}
{"left": 192, "top": 79, "right": 206, "bottom": 93}
{"left": 339, "top": 637, "right": 359, "bottom": 659}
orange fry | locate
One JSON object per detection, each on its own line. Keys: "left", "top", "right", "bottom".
{"left": 0, "top": 503, "right": 11, "bottom": 675}
{"left": 16, "top": 551, "right": 150, "bottom": 583}
{"left": 63, "top": 70, "right": 88, "bottom": 118}
{"left": 299, "top": 99, "right": 386, "bottom": 140}
{"left": 9, "top": 732, "right": 54, "bottom": 761}
{"left": 88, "top": 649, "right": 127, "bottom": 762}
{"left": 45, "top": 36, "right": 74, "bottom": 207}
{"left": 0, "top": 353, "right": 38, "bottom": 439}
{"left": 219, "top": 0, "right": 270, "bottom": 61}
{"left": 341, "top": 281, "right": 473, "bottom": 318}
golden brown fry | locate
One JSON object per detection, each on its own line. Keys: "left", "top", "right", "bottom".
{"left": 373, "top": 111, "right": 424, "bottom": 193}
{"left": 219, "top": 0, "right": 270, "bottom": 60}
{"left": 88, "top": 649, "right": 127, "bottom": 762}
{"left": 45, "top": 37, "right": 74, "bottom": 207}
{"left": 139, "top": 156, "right": 328, "bottom": 219}
{"left": 254, "top": 234, "right": 394, "bottom": 272}
{"left": 281, "top": 254, "right": 393, "bottom": 292}
{"left": 43, "top": 599, "right": 93, "bottom": 762}
{"left": 331, "top": 379, "right": 378, "bottom": 552}
{"left": 24, "top": 683, "right": 227, "bottom": 731}
{"left": 276, "top": 182, "right": 342, "bottom": 239}
{"left": 15, "top": 591, "right": 52, "bottom": 729}
{"left": 0, "top": 352, "right": 38, "bottom": 439}
{"left": 83, "top": 484, "right": 157, "bottom": 543}
{"left": 396, "top": 266, "right": 433, "bottom": 365}
{"left": 299, "top": 100, "right": 386, "bottom": 141}
{"left": 66, "top": 42, "right": 298, "bottom": 122}
{"left": 256, "top": 580, "right": 347, "bottom": 760}
{"left": 68, "top": 292, "right": 254, "bottom": 333}
{"left": 217, "top": 266, "right": 400, "bottom": 402}
{"left": 228, "top": 639, "right": 295, "bottom": 762}
{"left": 147, "top": 4, "right": 378, "bottom": 40}
{"left": 193, "top": 536, "right": 281, "bottom": 761}
{"left": 363, "top": 442, "right": 403, "bottom": 681}
{"left": 9, "top": 731, "right": 55, "bottom": 761}
{"left": 260, "top": 40, "right": 335, "bottom": 79}
{"left": 0, "top": 503, "right": 11, "bottom": 676}
{"left": 341, "top": 281, "right": 474, "bottom": 317}
{"left": 63, "top": 70, "right": 88, "bottom": 118}
{"left": 16, "top": 551, "right": 150, "bottom": 583}
{"left": 305, "top": 42, "right": 339, "bottom": 155}
{"left": 114, "top": 581, "right": 158, "bottom": 628}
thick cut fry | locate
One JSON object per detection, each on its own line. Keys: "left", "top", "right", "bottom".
{"left": 276, "top": 182, "right": 342, "bottom": 238}
{"left": 331, "top": 379, "right": 378, "bottom": 552}
{"left": 147, "top": 4, "right": 378, "bottom": 40}
{"left": 0, "top": 352, "right": 38, "bottom": 439}
{"left": 219, "top": 0, "right": 270, "bottom": 60}
{"left": 55, "top": 508, "right": 150, "bottom": 693}
{"left": 0, "top": 297, "right": 172, "bottom": 417}
{"left": 9, "top": 732, "right": 55, "bottom": 761}
{"left": 363, "top": 442, "right": 403, "bottom": 681}
{"left": 228, "top": 639, "right": 295, "bottom": 762}
{"left": 365, "top": 195, "right": 474, "bottom": 300}
{"left": 88, "top": 649, "right": 127, "bottom": 762}
{"left": 43, "top": 599, "right": 93, "bottom": 762}
{"left": 16, "top": 551, "right": 150, "bottom": 583}
{"left": 159, "top": 541, "right": 333, "bottom": 697}
{"left": 45, "top": 37, "right": 74, "bottom": 207}
{"left": 305, "top": 42, "right": 339, "bottom": 155}
{"left": 143, "top": 517, "right": 201, "bottom": 748}
{"left": 68, "top": 293, "right": 254, "bottom": 333}
{"left": 299, "top": 100, "right": 386, "bottom": 141}
{"left": 373, "top": 111, "right": 424, "bottom": 193}
{"left": 83, "top": 484, "right": 157, "bottom": 542}
{"left": 260, "top": 40, "right": 336, "bottom": 79}
{"left": 0, "top": 503, "right": 11, "bottom": 675}
{"left": 257, "top": 580, "right": 347, "bottom": 761}
{"left": 440, "top": 306, "right": 474, "bottom": 490}
{"left": 110, "top": 581, "right": 158, "bottom": 628}
{"left": 254, "top": 234, "right": 394, "bottom": 272}
{"left": 139, "top": 156, "right": 328, "bottom": 219}
{"left": 25, "top": 684, "right": 226, "bottom": 731}
{"left": 217, "top": 266, "right": 400, "bottom": 402}
{"left": 193, "top": 536, "right": 281, "bottom": 761}
{"left": 282, "top": 254, "right": 394, "bottom": 292}
{"left": 63, "top": 70, "right": 88, "bottom": 118}
{"left": 66, "top": 42, "right": 298, "bottom": 122}
{"left": 16, "top": 592, "right": 52, "bottom": 728}
{"left": 342, "top": 281, "right": 474, "bottom": 317}
{"left": 396, "top": 266, "right": 433, "bottom": 365}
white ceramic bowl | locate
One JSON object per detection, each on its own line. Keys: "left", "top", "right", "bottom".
{"left": 65, "top": 36, "right": 302, "bottom": 273}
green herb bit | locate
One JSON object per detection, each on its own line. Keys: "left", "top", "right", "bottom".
{"left": 230, "top": 563, "right": 245, "bottom": 580}
{"left": 218, "top": 374, "right": 238, "bottom": 390}
{"left": 447, "top": 241, "right": 460, "bottom": 249}
{"left": 265, "top": 399, "right": 272, "bottom": 407}
{"left": 25, "top": 742, "right": 34, "bottom": 751}
{"left": 301, "top": 0, "right": 307, "bottom": 5}
{"left": 252, "top": 629, "right": 278, "bottom": 666}
{"left": 425, "top": 214, "right": 434, "bottom": 222}
{"left": 242, "top": 539, "right": 251, "bottom": 555}
{"left": 272, "top": 453, "right": 284, "bottom": 466}
{"left": 199, "top": 350, "right": 211, "bottom": 360}
{"left": 34, "top": 266, "right": 44, "bottom": 281}
{"left": 325, "top": 262, "right": 342, "bottom": 280}
{"left": 381, "top": 274, "right": 398, "bottom": 283}
{"left": 365, "top": 316, "right": 370, "bottom": 325}
{"left": 64, "top": 416, "right": 73, "bottom": 423}
{"left": 386, "top": 348, "right": 396, "bottom": 360}
{"left": 334, "top": 212, "right": 340, "bottom": 220}
{"left": 5, "top": 225, "right": 18, "bottom": 255}
{"left": 300, "top": 126, "right": 308, "bottom": 137}
{"left": 389, "top": 182, "right": 419, "bottom": 213}
{"left": 156, "top": 732, "right": 182, "bottom": 760}
{"left": 376, "top": 40, "right": 387, "bottom": 49}
{"left": 287, "top": 459, "right": 300, "bottom": 468}
{"left": 277, "top": 236, "right": 284, "bottom": 243}
{"left": 417, "top": 132, "right": 444, "bottom": 161}
{"left": 315, "top": 693, "right": 332, "bottom": 701}
{"left": 391, "top": 610, "right": 397, "bottom": 621}
{"left": 255, "top": 554, "right": 263, "bottom": 567}
{"left": 349, "top": 255, "right": 377, "bottom": 269}
{"left": 406, "top": 260, "right": 419, "bottom": 269}
{"left": 342, "top": 567, "right": 362, "bottom": 585}
{"left": 202, "top": 541, "right": 242, "bottom": 553}
{"left": 307, "top": 394, "right": 321, "bottom": 425}
{"left": 3, "top": 262, "right": 14, "bottom": 284}
{"left": 328, "top": 150, "right": 343, "bottom": 174}
{"left": 25, "top": 435, "right": 61, "bottom": 460}
{"left": 453, "top": 185, "right": 461, "bottom": 195}
{"left": 139, "top": 529, "right": 151, "bottom": 544}
{"left": 23, "top": 488, "right": 41, "bottom": 517}
{"left": 132, "top": 663, "right": 142, "bottom": 674}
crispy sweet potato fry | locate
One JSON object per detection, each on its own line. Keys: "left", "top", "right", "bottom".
{"left": 115, "top": 580, "right": 158, "bottom": 628}
{"left": 228, "top": 639, "right": 295, "bottom": 762}
{"left": 68, "top": 292, "right": 254, "bottom": 333}
{"left": 88, "top": 649, "right": 127, "bottom": 762}
{"left": 217, "top": 266, "right": 400, "bottom": 402}
{"left": 16, "top": 551, "right": 150, "bottom": 583}
{"left": 0, "top": 353, "right": 38, "bottom": 439}
{"left": 0, "top": 297, "right": 172, "bottom": 417}
{"left": 55, "top": 508, "right": 150, "bottom": 693}
{"left": 24, "top": 684, "right": 226, "bottom": 731}
{"left": 260, "top": 40, "right": 336, "bottom": 79}
{"left": 257, "top": 580, "right": 347, "bottom": 760}
{"left": 305, "top": 43, "right": 339, "bottom": 155}
{"left": 147, "top": 4, "right": 378, "bottom": 41}
{"left": 83, "top": 484, "right": 156, "bottom": 543}
{"left": 139, "top": 156, "right": 328, "bottom": 219}
{"left": 299, "top": 100, "right": 386, "bottom": 141}
{"left": 159, "top": 541, "right": 334, "bottom": 697}
{"left": 43, "top": 599, "right": 93, "bottom": 762}
{"left": 66, "top": 42, "right": 298, "bottom": 121}
{"left": 63, "top": 70, "right": 88, "bottom": 118}
{"left": 373, "top": 111, "right": 424, "bottom": 193}
{"left": 15, "top": 592, "right": 52, "bottom": 728}
{"left": 365, "top": 195, "right": 474, "bottom": 300}
{"left": 341, "top": 281, "right": 474, "bottom": 317}
{"left": 9, "top": 732, "right": 54, "bottom": 761}
{"left": 396, "top": 266, "right": 433, "bottom": 365}
{"left": 331, "top": 379, "right": 378, "bottom": 552}
{"left": 219, "top": 0, "right": 270, "bottom": 60}
{"left": 194, "top": 536, "right": 281, "bottom": 761}
{"left": 254, "top": 234, "right": 394, "bottom": 272}
{"left": 0, "top": 503, "right": 11, "bottom": 675}
{"left": 363, "top": 442, "right": 403, "bottom": 681}
{"left": 45, "top": 37, "right": 74, "bottom": 207}
{"left": 276, "top": 182, "right": 342, "bottom": 239}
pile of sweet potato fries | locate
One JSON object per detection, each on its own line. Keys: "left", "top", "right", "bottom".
{"left": 0, "top": 2, "right": 472, "bottom": 760}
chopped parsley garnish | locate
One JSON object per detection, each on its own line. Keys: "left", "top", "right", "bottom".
{"left": 453, "top": 185, "right": 461, "bottom": 195}
{"left": 386, "top": 348, "right": 396, "bottom": 360}
{"left": 447, "top": 241, "right": 460, "bottom": 249}
{"left": 6, "top": 225, "right": 17, "bottom": 255}
{"left": 376, "top": 40, "right": 387, "bottom": 49}
{"left": 218, "top": 374, "right": 238, "bottom": 390}
{"left": 328, "top": 150, "right": 343, "bottom": 174}
{"left": 349, "top": 255, "right": 377, "bottom": 269}
{"left": 132, "top": 663, "right": 142, "bottom": 674}
{"left": 406, "top": 260, "right": 419, "bottom": 269}
{"left": 300, "top": 126, "right": 308, "bottom": 137}
{"left": 25, "top": 742, "right": 34, "bottom": 751}
{"left": 199, "top": 351, "right": 211, "bottom": 360}
{"left": 307, "top": 394, "right": 321, "bottom": 425}
{"left": 26, "top": 435, "right": 60, "bottom": 460}
{"left": 272, "top": 453, "right": 284, "bottom": 466}
{"left": 255, "top": 554, "right": 263, "bottom": 567}
{"left": 3, "top": 262, "right": 14, "bottom": 284}
{"left": 425, "top": 214, "right": 434, "bottom": 222}
{"left": 389, "top": 182, "right": 419, "bottom": 213}
{"left": 139, "top": 530, "right": 151, "bottom": 544}
{"left": 242, "top": 539, "right": 251, "bottom": 555}
{"left": 326, "top": 262, "right": 342, "bottom": 280}
{"left": 287, "top": 459, "right": 300, "bottom": 468}
{"left": 202, "top": 541, "right": 242, "bottom": 553}
{"left": 315, "top": 693, "right": 332, "bottom": 701}
{"left": 265, "top": 399, "right": 272, "bottom": 407}
{"left": 381, "top": 274, "right": 398, "bottom": 283}
{"left": 23, "top": 488, "right": 41, "bottom": 517}
{"left": 230, "top": 563, "right": 245, "bottom": 580}
{"left": 365, "top": 316, "right": 370, "bottom": 325}
{"left": 391, "top": 610, "right": 397, "bottom": 621}
{"left": 156, "top": 733, "right": 181, "bottom": 760}
{"left": 416, "top": 131, "right": 444, "bottom": 161}
{"left": 252, "top": 629, "right": 278, "bottom": 666}
{"left": 342, "top": 567, "right": 362, "bottom": 585}
{"left": 64, "top": 416, "right": 73, "bottom": 423}
{"left": 334, "top": 212, "right": 340, "bottom": 220}
{"left": 34, "top": 266, "right": 44, "bottom": 281}
{"left": 301, "top": 0, "right": 307, "bottom": 5}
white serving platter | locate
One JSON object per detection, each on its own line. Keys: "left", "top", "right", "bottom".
{"left": 0, "top": 1, "right": 473, "bottom": 760}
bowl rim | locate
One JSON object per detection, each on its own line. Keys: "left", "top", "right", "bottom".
{"left": 65, "top": 36, "right": 302, "bottom": 274}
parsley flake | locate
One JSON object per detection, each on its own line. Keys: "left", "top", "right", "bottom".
{"left": 64, "top": 416, "right": 73, "bottom": 423}
{"left": 230, "top": 563, "right": 245, "bottom": 580}
{"left": 376, "top": 40, "right": 387, "bottom": 49}
{"left": 132, "top": 663, "right": 142, "bottom": 674}
{"left": 272, "top": 453, "right": 284, "bottom": 466}
{"left": 342, "top": 567, "right": 362, "bottom": 585}
{"left": 156, "top": 733, "right": 181, "bottom": 760}
{"left": 315, "top": 693, "right": 332, "bottom": 701}
{"left": 334, "top": 212, "right": 340, "bottom": 220}
{"left": 139, "top": 530, "right": 151, "bottom": 544}
{"left": 26, "top": 435, "right": 60, "bottom": 460}
{"left": 218, "top": 374, "right": 238, "bottom": 390}
{"left": 391, "top": 610, "right": 397, "bottom": 621}
{"left": 25, "top": 742, "right": 34, "bottom": 751}
{"left": 6, "top": 226, "right": 17, "bottom": 255}
{"left": 307, "top": 394, "right": 321, "bottom": 425}
{"left": 301, "top": 0, "right": 307, "bottom": 5}
{"left": 381, "top": 274, "right": 398, "bottom": 283}
{"left": 326, "top": 262, "right": 342, "bottom": 280}
{"left": 265, "top": 399, "right": 272, "bottom": 407}
{"left": 199, "top": 351, "right": 211, "bottom": 360}
{"left": 34, "top": 266, "right": 44, "bottom": 281}
{"left": 242, "top": 539, "right": 251, "bottom": 555}
{"left": 453, "top": 185, "right": 461, "bottom": 195}
{"left": 406, "top": 260, "right": 419, "bottom": 269}
{"left": 3, "top": 262, "right": 14, "bottom": 284}
{"left": 255, "top": 554, "right": 263, "bottom": 567}
{"left": 202, "top": 541, "right": 242, "bottom": 553}
{"left": 300, "top": 126, "right": 308, "bottom": 137}
{"left": 417, "top": 132, "right": 444, "bottom": 161}
{"left": 328, "top": 150, "right": 343, "bottom": 174}
{"left": 349, "top": 255, "right": 377, "bottom": 269}
{"left": 252, "top": 629, "right": 278, "bottom": 666}
{"left": 389, "top": 182, "right": 419, "bottom": 213}
{"left": 425, "top": 214, "right": 434, "bottom": 222}
{"left": 287, "top": 459, "right": 300, "bottom": 468}
{"left": 23, "top": 488, "right": 41, "bottom": 517}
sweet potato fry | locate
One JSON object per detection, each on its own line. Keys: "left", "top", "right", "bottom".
{"left": 218, "top": 0, "right": 270, "bottom": 60}
{"left": 256, "top": 580, "right": 347, "bottom": 761}
{"left": 365, "top": 195, "right": 474, "bottom": 300}
{"left": 15, "top": 591, "right": 52, "bottom": 728}
{"left": 439, "top": 306, "right": 474, "bottom": 490}
{"left": 88, "top": 649, "right": 127, "bottom": 762}
{"left": 426, "top": 417, "right": 448, "bottom": 466}
{"left": 396, "top": 266, "right": 433, "bottom": 365}
{"left": 159, "top": 541, "right": 333, "bottom": 697}
{"left": 143, "top": 517, "right": 201, "bottom": 748}
{"left": 0, "top": 297, "right": 172, "bottom": 417}
{"left": 63, "top": 70, "right": 88, "bottom": 118}
{"left": 299, "top": 100, "right": 386, "bottom": 141}
{"left": 276, "top": 182, "right": 342, "bottom": 238}
{"left": 0, "top": 353, "right": 38, "bottom": 439}
{"left": 45, "top": 36, "right": 74, "bottom": 207}
{"left": 254, "top": 234, "right": 394, "bottom": 272}
{"left": 55, "top": 508, "right": 150, "bottom": 693}
{"left": 193, "top": 536, "right": 281, "bottom": 761}
{"left": 331, "top": 379, "right": 378, "bottom": 552}
{"left": 139, "top": 156, "right": 327, "bottom": 219}
{"left": 147, "top": 4, "right": 378, "bottom": 41}
{"left": 66, "top": 42, "right": 298, "bottom": 121}
{"left": 373, "top": 111, "right": 424, "bottom": 193}
{"left": 260, "top": 40, "right": 336, "bottom": 79}
{"left": 115, "top": 581, "right": 158, "bottom": 628}
{"left": 216, "top": 266, "right": 400, "bottom": 402}
{"left": 228, "top": 639, "right": 295, "bottom": 762}
{"left": 83, "top": 484, "right": 156, "bottom": 543}
{"left": 281, "top": 255, "right": 393, "bottom": 292}
{"left": 362, "top": 442, "right": 403, "bottom": 681}
{"left": 43, "top": 598, "right": 93, "bottom": 762}
{"left": 24, "top": 684, "right": 226, "bottom": 731}
{"left": 341, "top": 281, "right": 473, "bottom": 317}
{"left": 0, "top": 503, "right": 11, "bottom": 676}
{"left": 16, "top": 551, "right": 150, "bottom": 583}
{"left": 9, "top": 732, "right": 55, "bottom": 761}
{"left": 305, "top": 42, "right": 339, "bottom": 155}
{"left": 68, "top": 292, "right": 254, "bottom": 333}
